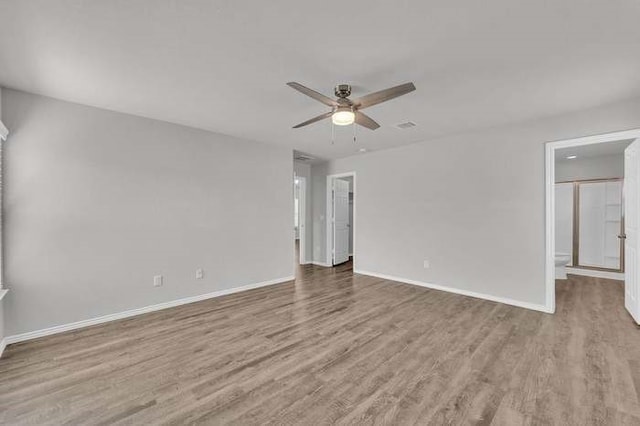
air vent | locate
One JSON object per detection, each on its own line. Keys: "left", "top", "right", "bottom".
{"left": 395, "top": 121, "right": 417, "bottom": 129}
{"left": 294, "top": 154, "right": 315, "bottom": 162}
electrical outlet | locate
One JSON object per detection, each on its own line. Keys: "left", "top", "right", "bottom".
{"left": 196, "top": 268, "right": 204, "bottom": 280}
{"left": 423, "top": 260, "right": 430, "bottom": 269}
{"left": 153, "top": 275, "right": 163, "bottom": 287}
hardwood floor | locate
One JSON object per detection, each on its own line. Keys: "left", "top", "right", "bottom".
{"left": 1, "top": 268, "right": 640, "bottom": 425}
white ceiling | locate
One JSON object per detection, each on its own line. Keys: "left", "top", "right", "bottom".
{"left": 1, "top": 1, "right": 640, "bottom": 160}
{"left": 556, "top": 139, "right": 635, "bottom": 161}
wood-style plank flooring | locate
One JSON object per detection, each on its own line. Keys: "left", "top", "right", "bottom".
{"left": 2, "top": 262, "right": 640, "bottom": 425}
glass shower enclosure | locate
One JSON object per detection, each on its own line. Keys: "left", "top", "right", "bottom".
{"left": 555, "top": 178, "right": 624, "bottom": 272}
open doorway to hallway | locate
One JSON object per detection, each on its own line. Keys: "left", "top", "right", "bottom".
{"left": 293, "top": 152, "right": 314, "bottom": 274}
{"left": 546, "top": 129, "right": 640, "bottom": 322}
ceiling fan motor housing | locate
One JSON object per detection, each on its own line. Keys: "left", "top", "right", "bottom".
{"left": 334, "top": 84, "right": 352, "bottom": 98}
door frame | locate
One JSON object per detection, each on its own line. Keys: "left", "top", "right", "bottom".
{"left": 545, "top": 128, "right": 640, "bottom": 314}
{"left": 326, "top": 172, "right": 356, "bottom": 267}
{"left": 296, "top": 176, "right": 307, "bottom": 265}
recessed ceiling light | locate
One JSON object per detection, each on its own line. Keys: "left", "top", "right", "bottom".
{"left": 566, "top": 155, "right": 577, "bottom": 159}
{"left": 359, "top": 148, "right": 367, "bottom": 153}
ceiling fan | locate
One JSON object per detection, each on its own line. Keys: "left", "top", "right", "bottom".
{"left": 287, "top": 82, "right": 416, "bottom": 130}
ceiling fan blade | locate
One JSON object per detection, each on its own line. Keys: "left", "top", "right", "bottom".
{"left": 287, "top": 82, "right": 337, "bottom": 107}
{"left": 353, "top": 82, "right": 416, "bottom": 109}
{"left": 355, "top": 111, "right": 380, "bottom": 130}
{"left": 292, "top": 111, "right": 333, "bottom": 128}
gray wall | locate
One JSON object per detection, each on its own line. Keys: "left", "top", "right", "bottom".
{"left": 312, "top": 96, "right": 640, "bottom": 307}
{"left": 2, "top": 89, "right": 294, "bottom": 336}
{"left": 556, "top": 154, "right": 624, "bottom": 182}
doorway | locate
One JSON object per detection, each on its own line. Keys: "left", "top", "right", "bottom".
{"left": 326, "top": 172, "right": 356, "bottom": 268}
{"left": 545, "top": 128, "right": 640, "bottom": 320}
{"left": 294, "top": 176, "right": 306, "bottom": 266}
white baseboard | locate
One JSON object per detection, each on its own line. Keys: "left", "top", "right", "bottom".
{"left": 5, "top": 275, "right": 295, "bottom": 345}
{"left": 566, "top": 267, "right": 624, "bottom": 281}
{"left": 354, "top": 270, "right": 552, "bottom": 314}
{"left": 0, "top": 338, "right": 6, "bottom": 359}
{"left": 311, "top": 261, "right": 332, "bottom": 267}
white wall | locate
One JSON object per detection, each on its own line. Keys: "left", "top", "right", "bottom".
{"left": 294, "top": 161, "right": 312, "bottom": 263}
{"left": 312, "top": 96, "right": 640, "bottom": 308}
{"left": 2, "top": 89, "right": 294, "bottom": 336}
{"left": 556, "top": 154, "right": 623, "bottom": 182}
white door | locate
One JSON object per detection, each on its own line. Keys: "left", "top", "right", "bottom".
{"left": 624, "top": 140, "right": 640, "bottom": 323}
{"left": 332, "top": 178, "right": 350, "bottom": 265}
{"left": 298, "top": 177, "right": 306, "bottom": 265}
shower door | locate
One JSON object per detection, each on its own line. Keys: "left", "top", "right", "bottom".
{"left": 577, "top": 179, "right": 624, "bottom": 271}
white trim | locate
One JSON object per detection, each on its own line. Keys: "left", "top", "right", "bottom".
{"left": 311, "top": 261, "right": 332, "bottom": 267}
{"left": 545, "top": 142, "right": 556, "bottom": 313}
{"left": 326, "top": 172, "right": 356, "bottom": 268}
{"left": 545, "top": 128, "right": 640, "bottom": 315}
{"left": 5, "top": 275, "right": 294, "bottom": 345}
{"left": 566, "top": 267, "right": 624, "bottom": 281}
{"left": 355, "top": 270, "right": 552, "bottom": 313}
{"left": 0, "top": 120, "right": 8, "bottom": 141}
{"left": 0, "top": 290, "right": 6, "bottom": 357}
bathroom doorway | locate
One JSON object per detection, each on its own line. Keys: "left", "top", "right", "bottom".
{"left": 545, "top": 128, "right": 640, "bottom": 321}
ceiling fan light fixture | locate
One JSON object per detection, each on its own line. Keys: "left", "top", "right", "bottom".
{"left": 288, "top": 81, "right": 415, "bottom": 131}
{"left": 332, "top": 109, "right": 355, "bottom": 126}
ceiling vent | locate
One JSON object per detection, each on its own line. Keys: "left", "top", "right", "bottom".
{"left": 395, "top": 121, "right": 417, "bottom": 129}
{"left": 294, "top": 154, "right": 315, "bottom": 162}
